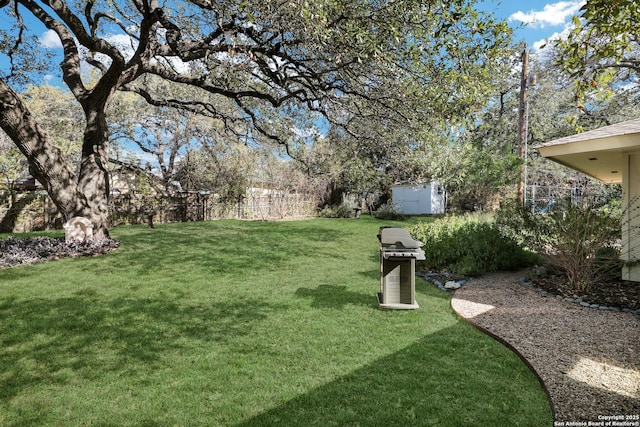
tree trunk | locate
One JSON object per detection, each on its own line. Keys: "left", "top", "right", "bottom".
{"left": 77, "top": 110, "right": 111, "bottom": 238}
{"left": 0, "top": 77, "right": 111, "bottom": 237}
{"left": 0, "top": 78, "right": 82, "bottom": 218}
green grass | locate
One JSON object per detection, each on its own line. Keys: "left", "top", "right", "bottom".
{"left": 0, "top": 217, "right": 552, "bottom": 426}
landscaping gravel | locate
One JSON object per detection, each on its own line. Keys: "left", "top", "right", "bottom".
{"left": 451, "top": 271, "right": 640, "bottom": 424}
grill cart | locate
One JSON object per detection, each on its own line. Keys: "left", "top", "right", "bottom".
{"left": 377, "top": 227, "right": 425, "bottom": 309}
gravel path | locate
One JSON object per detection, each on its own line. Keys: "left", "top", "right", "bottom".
{"left": 451, "top": 271, "right": 640, "bottom": 424}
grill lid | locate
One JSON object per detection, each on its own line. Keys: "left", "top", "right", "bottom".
{"left": 378, "top": 227, "right": 423, "bottom": 249}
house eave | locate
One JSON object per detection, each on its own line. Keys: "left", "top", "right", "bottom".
{"left": 535, "top": 118, "right": 640, "bottom": 184}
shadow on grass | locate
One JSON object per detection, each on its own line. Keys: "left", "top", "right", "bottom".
{"left": 0, "top": 291, "right": 286, "bottom": 401}
{"left": 294, "top": 276, "right": 449, "bottom": 310}
{"left": 110, "top": 222, "right": 348, "bottom": 276}
{"left": 294, "top": 285, "right": 376, "bottom": 309}
{"left": 237, "top": 322, "right": 551, "bottom": 427}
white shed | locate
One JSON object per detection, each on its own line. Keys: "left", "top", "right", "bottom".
{"left": 391, "top": 182, "right": 445, "bottom": 215}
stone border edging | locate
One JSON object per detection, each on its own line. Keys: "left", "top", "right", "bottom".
{"left": 518, "top": 277, "right": 640, "bottom": 316}
{"left": 417, "top": 272, "right": 640, "bottom": 316}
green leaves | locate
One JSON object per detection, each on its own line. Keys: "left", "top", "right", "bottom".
{"left": 496, "top": 199, "right": 621, "bottom": 292}
{"left": 553, "top": 0, "right": 640, "bottom": 102}
{"left": 410, "top": 214, "right": 535, "bottom": 276}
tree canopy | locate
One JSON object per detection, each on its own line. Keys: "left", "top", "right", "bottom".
{"left": 0, "top": 0, "right": 515, "bottom": 235}
{"left": 553, "top": 0, "right": 640, "bottom": 101}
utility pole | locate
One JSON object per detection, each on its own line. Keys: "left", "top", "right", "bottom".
{"left": 517, "top": 45, "right": 529, "bottom": 205}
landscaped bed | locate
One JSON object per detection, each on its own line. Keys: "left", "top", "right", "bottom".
{"left": 0, "top": 218, "right": 552, "bottom": 426}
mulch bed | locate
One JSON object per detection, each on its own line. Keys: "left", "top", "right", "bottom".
{"left": 0, "top": 236, "right": 120, "bottom": 269}
{"left": 419, "top": 266, "right": 640, "bottom": 311}
{"left": 530, "top": 272, "right": 640, "bottom": 310}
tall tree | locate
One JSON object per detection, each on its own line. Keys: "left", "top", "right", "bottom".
{"left": 521, "top": 52, "right": 637, "bottom": 206}
{"left": 449, "top": 46, "right": 638, "bottom": 212}
{"left": 0, "top": 0, "right": 513, "bottom": 237}
{"left": 174, "top": 142, "right": 254, "bottom": 202}
{"left": 21, "top": 84, "right": 84, "bottom": 161}
{"left": 110, "top": 96, "right": 202, "bottom": 194}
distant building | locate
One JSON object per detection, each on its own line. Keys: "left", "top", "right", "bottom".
{"left": 391, "top": 182, "right": 445, "bottom": 215}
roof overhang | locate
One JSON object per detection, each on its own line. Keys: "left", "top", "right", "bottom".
{"left": 535, "top": 118, "right": 640, "bottom": 184}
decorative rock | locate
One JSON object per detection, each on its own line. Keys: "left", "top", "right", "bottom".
{"left": 444, "top": 281, "right": 461, "bottom": 290}
{"left": 518, "top": 276, "right": 638, "bottom": 316}
{"left": 63, "top": 216, "right": 94, "bottom": 243}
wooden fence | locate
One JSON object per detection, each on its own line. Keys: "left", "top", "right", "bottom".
{"left": 0, "top": 190, "right": 319, "bottom": 233}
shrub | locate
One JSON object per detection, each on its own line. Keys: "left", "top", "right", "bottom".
{"left": 496, "top": 199, "right": 621, "bottom": 292}
{"left": 409, "top": 214, "right": 536, "bottom": 276}
{"left": 374, "top": 203, "right": 406, "bottom": 221}
{"left": 317, "top": 203, "right": 354, "bottom": 218}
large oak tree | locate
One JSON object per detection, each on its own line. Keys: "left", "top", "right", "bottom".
{"left": 0, "top": 0, "right": 513, "bottom": 237}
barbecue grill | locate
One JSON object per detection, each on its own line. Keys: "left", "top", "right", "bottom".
{"left": 377, "top": 226, "right": 425, "bottom": 309}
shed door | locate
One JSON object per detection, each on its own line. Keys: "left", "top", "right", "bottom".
{"left": 392, "top": 186, "right": 430, "bottom": 215}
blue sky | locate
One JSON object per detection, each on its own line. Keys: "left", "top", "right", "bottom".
{"left": 481, "top": 0, "right": 586, "bottom": 50}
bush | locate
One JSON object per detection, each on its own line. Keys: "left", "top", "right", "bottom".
{"left": 409, "top": 214, "right": 536, "bottom": 276}
{"left": 317, "top": 203, "right": 354, "bottom": 218}
{"left": 496, "top": 199, "right": 621, "bottom": 292}
{"left": 373, "top": 203, "right": 406, "bottom": 221}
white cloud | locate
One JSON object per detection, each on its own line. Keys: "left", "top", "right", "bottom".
{"left": 532, "top": 24, "right": 575, "bottom": 52}
{"left": 106, "top": 33, "right": 137, "bottom": 59}
{"left": 152, "top": 56, "right": 192, "bottom": 75}
{"left": 533, "top": 30, "right": 560, "bottom": 50}
{"left": 39, "top": 30, "right": 62, "bottom": 48}
{"left": 509, "top": 1, "right": 585, "bottom": 29}
{"left": 39, "top": 30, "right": 135, "bottom": 57}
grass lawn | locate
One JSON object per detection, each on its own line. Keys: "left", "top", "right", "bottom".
{"left": 0, "top": 217, "right": 552, "bottom": 426}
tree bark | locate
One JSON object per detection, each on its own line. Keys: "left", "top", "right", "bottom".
{"left": 0, "top": 77, "right": 111, "bottom": 237}
{"left": 0, "top": 78, "right": 80, "bottom": 217}
{"left": 77, "top": 109, "right": 111, "bottom": 238}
